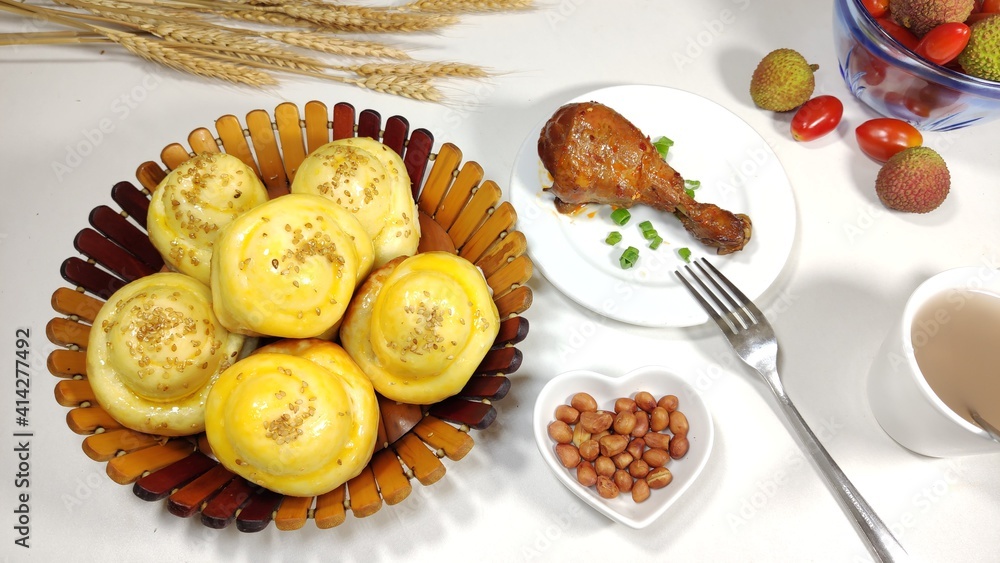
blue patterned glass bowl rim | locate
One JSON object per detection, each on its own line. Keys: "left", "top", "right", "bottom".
{"left": 837, "top": 0, "right": 1000, "bottom": 100}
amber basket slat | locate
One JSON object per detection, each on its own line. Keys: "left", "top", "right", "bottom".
{"left": 45, "top": 100, "right": 533, "bottom": 531}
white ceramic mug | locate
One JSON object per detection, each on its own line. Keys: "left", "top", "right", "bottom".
{"left": 868, "top": 266, "right": 1000, "bottom": 457}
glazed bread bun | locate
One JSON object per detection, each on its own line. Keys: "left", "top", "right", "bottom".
{"left": 147, "top": 152, "right": 269, "bottom": 285}
{"left": 210, "top": 193, "right": 374, "bottom": 338}
{"left": 340, "top": 251, "right": 500, "bottom": 405}
{"left": 86, "top": 272, "right": 246, "bottom": 436}
{"left": 205, "top": 339, "right": 380, "bottom": 497}
{"left": 290, "top": 137, "right": 420, "bottom": 268}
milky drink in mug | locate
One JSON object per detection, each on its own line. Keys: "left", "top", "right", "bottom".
{"left": 868, "top": 266, "right": 1000, "bottom": 457}
{"left": 911, "top": 289, "right": 1000, "bottom": 427}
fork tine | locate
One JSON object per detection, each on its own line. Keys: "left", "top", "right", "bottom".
{"left": 674, "top": 269, "right": 736, "bottom": 334}
{"left": 674, "top": 263, "right": 737, "bottom": 335}
{"left": 698, "top": 259, "right": 766, "bottom": 323}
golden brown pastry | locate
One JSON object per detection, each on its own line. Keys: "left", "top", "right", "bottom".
{"left": 210, "top": 193, "right": 374, "bottom": 338}
{"left": 290, "top": 137, "right": 420, "bottom": 268}
{"left": 147, "top": 152, "right": 269, "bottom": 285}
{"left": 204, "top": 339, "right": 380, "bottom": 497}
{"left": 340, "top": 251, "right": 500, "bottom": 404}
{"left": 86, "top": 272, "right": 246, "bottom": 436}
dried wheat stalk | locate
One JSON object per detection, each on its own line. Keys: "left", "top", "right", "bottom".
{"left": 0, "top": 0, "right": 534, "bottom": 101}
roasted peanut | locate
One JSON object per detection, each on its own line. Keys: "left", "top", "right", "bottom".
{"left": 628, "top": 458, "right": 650, "bottom": 479}
{"left": 642, "top": 431, "right": 670, "bottom": 451}
{"left": 612, "top": 451, "right": 634, "bottom": 470}
{"left": 570, "top": 392, "right": 598, "bottom": 413}
{"left": 576, "top": 460, "right": 597, "bottom": 487}
{"left": 649, "top": 407, "right": 669, "bottom": 432}
{"left": 669, "top": 435, "right": 690, "bottom": 459}
{"left": 613, "top": 410, "right": 637, "bottom": 435}
{"left": 596, "top": 475, "right": 619, "bottom": 499}
{"left": 613, "top": 469, "right": 634, "bottom": 493}
{"left": 594, "top": 455, "right": 616, "bottom": 477}
{"left": 632, "top": 478, "right": 650, "bottom": 503}
{"left": 668, "top": 410, "right": 689, "bottom": 437}
{"left": 634, "top": 391, "right": 657, "bottom": 413}
{"left": 554, "top": 404, "right": 580, "bottom": 425}
{"left": 547, "top": 420, "right": 573, "bottom": 444}
{"left": 614, "top": 397, "right": 637, "bottom": 413}
{"left": 631, "top": 410, "right": 649, "bottom": 438}
{"left": 599, "top": 434, "right": 629, "bottom": 457}
{"left": 571, "top": 423, "right": 591, "bottom": 447}
{"left": 579, "top": 411, "right": 613, "bottom": 433}
{"left": 646, "top": 466, "right": 673, "bottom": 489}
{"left": 591, "top": 430, "right": 611, "bottom": 442}
{"left": 658, "top": 394, "right": 679, "bottom": 413}
{"left": 625, "top": 437, "right": 646, "bottom": 460}
{"left": 578, "top": 438, "right": 600, "bottom": 461}
{"left": 555, "top": 443, "right": 581, "bottom": 468}
{"left": 642, "top": 448, "right": 670, "bottom": 468}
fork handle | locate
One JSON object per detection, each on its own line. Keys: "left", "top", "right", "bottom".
{"left": 774, "top": 393, "right": 908, "bottom": 562}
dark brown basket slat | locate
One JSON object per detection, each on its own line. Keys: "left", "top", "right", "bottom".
{"left": 458, "top": 375, "right": 510, "bottom": 401}
{"left": 494, "top": 316, "right": 529, "bottom": 347}
{"left": 74, "top": 228, "right": 157, "bottom": 283}
{"left": 236, "top": 488, "right": 283, "bottom": 533}
{"left": 476, "top": 346, "right": 522, "bottom": 375}
{"left": 89, "top": 205, "right": 163, "bottom": 271}
{"left": 382, "top": 115, "right": 409, "bottom": 157}
{"left": 357, "top": 108, "right": 381, "bottom": 140}
{"left": 110, "top": 181, "right": 152, "bottom": 228}
{"left": 332, "top": 102, "right": 355, "bottom": 140}
{"left": 404, "top": 128, "right": 434, "bottom": 199}
{"left": 133, "top": 452, "right": 217, "bottom": 502}
{"left": 429, "top": 398, "right": 496, "bottom": 430}
{"left": 201, "top": 477, "right": 255, "bottom": 529}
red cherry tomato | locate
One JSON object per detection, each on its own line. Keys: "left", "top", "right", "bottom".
{"left": 862, "top": 0, "right": 889, "bottom": 17}
{"left": 915, "top": 22, "right": 971, "bottom": 65}
{"left": 791, "top": 96, "right": 844, "bottom": 142}
{"left": 855, "top": 118, "right": 923, "bottom": 162}
{"left": 982, "top": 0, "right": 1000, "bottom": 13}
{"left": 876, "top": 17, "right": 920, "bottom": 50}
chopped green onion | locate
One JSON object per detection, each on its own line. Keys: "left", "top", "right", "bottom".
{"left": 642, "top": 229, "right": 659, "bottom": 241}
{"left": 677, "top": 247, "right": 692, "bottom": 263}
{"left": 649, "top": 235, "right": 663, "bottom": 250}
{"left": 619, "top": 246, "right": 639, "bottom": 269}
{"left": 605, "top": 231, "right": 622, "bottom": 245}
{"left": 684, "top": 179, "right": 701, "bottom": 199}
{"left": 610, "top": 208, "right": 631, "bottom": 226}
{"left": 638, "top": 220, "right": 654, "bottom": 232}
{"left": 653, "top": 136, "right": 674, "bottom": 159}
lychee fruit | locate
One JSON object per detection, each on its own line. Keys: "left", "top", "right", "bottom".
{"left": 875, "top": 146, "right": 950, "bottom": 213}
{"left": 890, "top": 0, "right": 974, "bottom": 37}
{"left": 957, "top": 15, "right": 1000, "bottom": 82}
{"left": 749, "top": 49, "right": 818, "bottom": 112}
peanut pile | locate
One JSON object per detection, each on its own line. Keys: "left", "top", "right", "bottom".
{"left": 547, "top": 391, "right": 690, "bottom": 503}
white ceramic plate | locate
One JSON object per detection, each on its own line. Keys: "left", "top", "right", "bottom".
{"left": 532, "top": 366, "right": 714, "bottom": 529}
{"left": 509, "top": 85, "right": 797, "bottom": 327}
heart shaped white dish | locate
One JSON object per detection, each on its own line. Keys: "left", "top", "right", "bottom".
{"left": 532, "top": 365, "right": 714, "bottom": 529}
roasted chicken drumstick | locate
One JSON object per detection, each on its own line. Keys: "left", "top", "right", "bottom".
{"left": 538, "top": 102, "right": 752, "bottom": 254}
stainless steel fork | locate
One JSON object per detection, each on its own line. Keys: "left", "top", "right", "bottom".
{"left": 676, "top": 258, "right": 907, "bottom": 563}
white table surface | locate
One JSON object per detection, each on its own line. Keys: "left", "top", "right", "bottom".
{"left": 2, "top": 1, "right": 999, "bottom": 561}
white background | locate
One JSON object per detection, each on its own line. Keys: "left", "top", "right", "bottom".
{"left": 2, "top": 0, "right": 999, "bottom": 561}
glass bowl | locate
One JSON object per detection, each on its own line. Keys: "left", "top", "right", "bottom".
{"left": 834, "top": 0, "right": 1000, "bottom": 130}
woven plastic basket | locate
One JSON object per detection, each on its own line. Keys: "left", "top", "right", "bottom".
{"left": 44, "top": 100, "right": 533, "bottom": 532}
